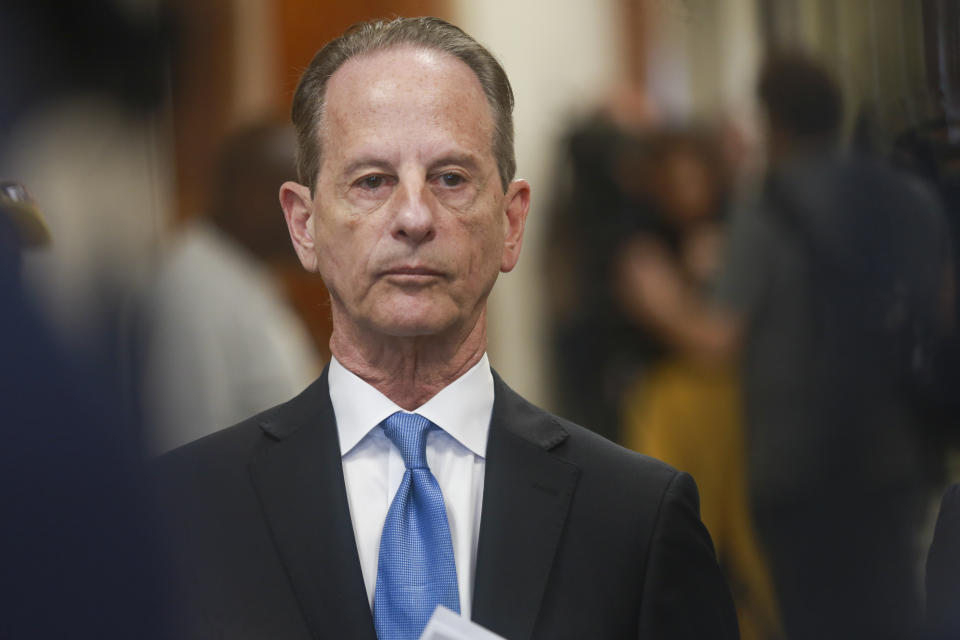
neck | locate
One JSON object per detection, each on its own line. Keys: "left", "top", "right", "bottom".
{"left": 330, "top": 310, "right": 488, "bottom": 411}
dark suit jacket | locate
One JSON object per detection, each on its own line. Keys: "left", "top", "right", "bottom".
{"left": 156, "top": 368, "right": 738, "bottom": 639}
{"left": 927, "top": 483, "right": 960, "bottom": 639}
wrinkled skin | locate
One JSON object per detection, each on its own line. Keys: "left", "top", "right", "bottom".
{"left": 280, "top": 46, "right": 530, "bottom": 407}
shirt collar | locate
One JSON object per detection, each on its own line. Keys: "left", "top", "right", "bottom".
{"left": 328, "top": 354, "right": 494, "bottom": 459}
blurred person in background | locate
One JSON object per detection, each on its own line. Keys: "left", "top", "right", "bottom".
{"left": 543, "top": 93, "right": 665, "bottom": 444}
{"left": 138, "top": 121, "right": 321, "bottom": 454}
{"left": 617, "top": 131, "right": 783, "bottom": 640}
{"left": 623, "top": 52, "right": 953, "bottom": 639}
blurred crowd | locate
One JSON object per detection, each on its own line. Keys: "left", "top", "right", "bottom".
{"left": 546, "top": 50, "right": 960, "bottom": 640}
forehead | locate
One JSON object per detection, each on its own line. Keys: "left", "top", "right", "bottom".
{"left": 320, "top": 46, "right": 494, "bottom": 160}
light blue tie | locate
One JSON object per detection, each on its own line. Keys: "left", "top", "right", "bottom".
{"left": 374, "top": 412, "right": 460, "bottom": 640}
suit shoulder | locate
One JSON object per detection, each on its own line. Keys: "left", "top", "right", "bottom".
{"left": 557, "top": 412, "right": 678, "bottom": 477}
{"left": 155, "top": 372, "right": 329, "bottom": 474}
{"left": 156, "top": 407, "right": 272, "bottom": 471}
{"left": 492, "top": 375, "right": 680, "bottom": 492}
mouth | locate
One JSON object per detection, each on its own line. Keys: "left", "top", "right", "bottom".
{"left": 379, "top": 265, "right": 445, "bottom": 283}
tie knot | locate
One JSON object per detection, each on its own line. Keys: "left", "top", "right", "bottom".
{"left": 382, "top": 411, "right": 433, "bottom": 469}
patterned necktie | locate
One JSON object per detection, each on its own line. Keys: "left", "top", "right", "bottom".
{"left": 374, "top": 411, "right": 460, "bottom": 640}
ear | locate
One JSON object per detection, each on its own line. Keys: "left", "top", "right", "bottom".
{"left": 279, "top": 181, "right": 320, "bottom": 272}
{"left": 500, "top": 178, "right": 531, "bottom": 273}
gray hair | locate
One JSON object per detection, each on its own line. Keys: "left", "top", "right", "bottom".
{"left": 290, "top": 16, "right": 516, "bottom": 194}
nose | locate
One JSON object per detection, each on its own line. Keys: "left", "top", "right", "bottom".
{"left": 391, "top": 180, "right": 436, "bottom": 245}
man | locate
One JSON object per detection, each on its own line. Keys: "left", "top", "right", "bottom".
{"left": 157, "top": 17, "right": 737, "bottom": 639}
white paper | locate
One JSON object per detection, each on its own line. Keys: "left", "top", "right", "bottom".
{"left": 418, "top": 606, "right": 507, "bottom": 640}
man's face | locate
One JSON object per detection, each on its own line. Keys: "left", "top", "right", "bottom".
{"left": 282, "top": 46, "right": 529, "bottom": 342}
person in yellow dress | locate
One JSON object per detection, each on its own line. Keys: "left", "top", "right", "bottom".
{"left": 616, "top": 133, "right": 782, "bottom": 640}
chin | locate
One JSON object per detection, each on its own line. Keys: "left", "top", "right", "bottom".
{"left": 368, "top": 302, "right": 465, "bottom": 338}
{"left": 372, "top": 315, "right": 456, "bottom": 338}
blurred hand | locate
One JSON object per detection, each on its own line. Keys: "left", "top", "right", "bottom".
{"left": 616, "top": 235, "right": 688, "bottom": 327}
{"left": 681, "top": 224, "right": 724, "bottom": 285}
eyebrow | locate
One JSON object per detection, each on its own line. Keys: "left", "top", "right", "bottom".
{"left": 342, "top": 158, "right": 394, "bottom": 177}
{"left": 428, "top": 153, "right": 482, "bottom": 173}
{"left": 339, "top": 151, "right": 485, "bottom": 179}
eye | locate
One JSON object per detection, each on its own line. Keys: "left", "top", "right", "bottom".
{"left": 439, "top": 172, "right": 464, "bottom": 187}
{"left": 360, "top": 175, "right": 385, "bottom": 189}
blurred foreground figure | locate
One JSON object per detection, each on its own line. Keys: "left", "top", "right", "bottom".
{"left": 0, "top": 184, "right": 166, "bottom": 638}
{"left": 628, "top": 53, "right": 952, "bottom": 640}
{"left": 156, "top": 17, "right": 738, "bottom": 639}
{"left": 0, "top": 3, "right": 172, "bottom": 636}
{"left": 139, "top": 122, "right": 319, "bottom": 454}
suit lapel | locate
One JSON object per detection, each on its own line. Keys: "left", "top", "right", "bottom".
{"left": 472, "top": 373, "right": 580, "bottom": 640}
{"left": 248, "top": 369, "right": 377, "bottom": 640}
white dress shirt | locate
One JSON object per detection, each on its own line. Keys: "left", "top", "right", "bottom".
{"left": 328, "top": 354, "right": 493, "bottom": 618}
